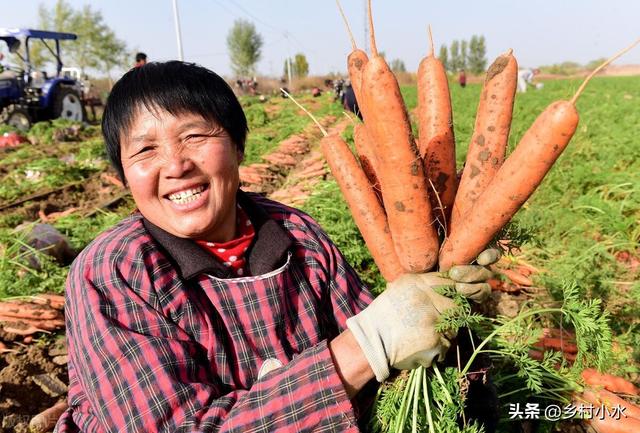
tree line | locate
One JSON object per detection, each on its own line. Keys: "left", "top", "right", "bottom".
{"left": 438, "top": 35, "right": 487, "bottom": 74}
{"left": 26, "top": 0, "right": 128, "bottom": 79}
{"left": 19, "top": 2, "right": 488, "bottom": 82}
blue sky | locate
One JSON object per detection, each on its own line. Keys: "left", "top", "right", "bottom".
{"left": 4, "top": 0, "right": 640, "bottom": 77}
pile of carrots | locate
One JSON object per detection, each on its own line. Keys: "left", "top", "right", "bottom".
{"left": 0, "top": 294, "right": 65, "bottom": 338}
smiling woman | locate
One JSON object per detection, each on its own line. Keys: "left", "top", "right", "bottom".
{"left": 121, "top": 108, "right": 242, "bottom": 242}
{"left": 55, "top": 61, "right": 498, "bottom": 433}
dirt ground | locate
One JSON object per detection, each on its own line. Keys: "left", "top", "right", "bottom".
{"left": 0, "top": 335, "right": 67, "bottom": 432}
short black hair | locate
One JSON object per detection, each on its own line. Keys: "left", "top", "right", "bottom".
{"left": 102, "top": 61, "right": 248, "bottom": 182}
{"left": 135, "top": 52, "right": 147, "bottom": 62}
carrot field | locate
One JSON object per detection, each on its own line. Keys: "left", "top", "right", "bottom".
{"left": 0, "top": 75, "right": 638, "bottom": 432}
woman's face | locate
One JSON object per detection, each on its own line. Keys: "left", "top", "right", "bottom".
{"left": 121, "top": 107, "right": 242, "bottom": 242}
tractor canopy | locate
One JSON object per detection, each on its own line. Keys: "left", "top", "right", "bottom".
{"left": 0, "top": 28, "right": 77, "bottom": 76}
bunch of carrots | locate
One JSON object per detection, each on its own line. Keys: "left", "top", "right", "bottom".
{"left": 323, "top": 0, "right": 639, "bottom": 281}
{"left": 288, "top": 1, "right": 640, "bottom": 432}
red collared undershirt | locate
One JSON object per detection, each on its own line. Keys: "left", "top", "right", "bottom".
{"left": 195, "top": 205, "right": 255, "bottom": 277}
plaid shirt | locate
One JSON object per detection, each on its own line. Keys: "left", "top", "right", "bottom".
{"left": 55, "top": 191, "right": 375, "bottom": 433}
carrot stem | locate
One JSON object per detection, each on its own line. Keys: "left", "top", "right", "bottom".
{"left": 428, "top": 25, "right": 434, "bottom": 57}
{"left": 571, "top": 37, "right": 640, "bottom": 104}
{"left": 367, "top": 0, "right": 378, "bottom": 56}
{"left": 280, "top": 88, "right": 327, "bottom": 136}
{"left": 427, "top": 178, "right": 447, "bottom": 235}
{"left": 335, "top": 0, "right": 357, "bottom": 50}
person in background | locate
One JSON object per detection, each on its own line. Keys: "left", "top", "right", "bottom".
{"left": 134, "top": 52, "right": 148, "bottom": 68}
{"left": 55, "top": 61, "right": 498, "bottom": 432}
{"left": 341, "top": 79, "right": 362, "bottom": 120}
{"left": 0, "top": 52, "right": 16, "bottom": 79}
{"left": 517, "top": 68, "right": 539, "bottom": 93}
{"left": 458, "top": 69, "right": 467, "bottom": 88}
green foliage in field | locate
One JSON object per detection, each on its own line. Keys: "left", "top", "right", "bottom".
{"left": 0, "top": 132, "right": 107, "bottom": 203}
{"left": 0, "top": 227, "right": 68, "bottom": 297}
{"left": 301, "top": 180, "right": 386, "bottom": 294}
{"left": 241, "top": 94, "right": 343, "bottom": 165}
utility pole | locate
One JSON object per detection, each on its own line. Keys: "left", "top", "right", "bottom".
{"left": 284, "top": 32, "right": 292, "bottom": 88}
{"left": 172, "top": 0, "right": 184, "bottom": 61}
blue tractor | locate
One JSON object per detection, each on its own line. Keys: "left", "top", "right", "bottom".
{"left": 0, "top": 28, "right": 85, "bottom": 130}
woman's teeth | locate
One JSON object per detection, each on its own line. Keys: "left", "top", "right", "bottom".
{"left": 168, "top": 185, "right": 205, "bottom": 204}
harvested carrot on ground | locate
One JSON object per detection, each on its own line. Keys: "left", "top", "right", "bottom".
{"left": 30, "top": 293, "right": 65, "bottom": 310}
{"left": 353, "top": 123, "right": 383, "bottom": 203}
{"left": 439, "top": 39, "right": 640, "bottom": 270}
{"left": 417, "top": 25, "right": 458, "bottom": 230}
{"left": 582, "top": 368, "right": 640, "bottom": 396}
{"left": 0, "top": 301, "right": 60, "bottom": 320}
{"left": 336, "top": 0, "right": 368, "bottom": 113}
{"left": 533, "top": 337, "right": 578, "bottom": 354}
{"left": 360, "top": 0, "right": 439, "bottom": 272}
{"left": 283, "top": 90, "right": 404, "bottom": 281}
{"left": 495, "top": 267, "right": 534, "bottom": 286}
{"left": 29, "top": 401, "right": 69, "bottom": 433}
{"left": 576, "top": 388, "right": 640, "bottom": 426}
{"left": 449, "top": 49, "right": 518, "bottom": 233}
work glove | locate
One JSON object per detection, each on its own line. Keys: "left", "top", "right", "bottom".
{"left": 346, "top": 248, "right": 500, "bottom": 382}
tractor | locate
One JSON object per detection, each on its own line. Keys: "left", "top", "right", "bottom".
{"left": 0, "top": 28, "right": 86, "bottom": 131}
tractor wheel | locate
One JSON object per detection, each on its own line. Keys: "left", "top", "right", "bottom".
{"left": 52, "top": 86, "right": 86, "bottom": 122}
{"left": 0, "top": 104, "right": 32, "bottom": 131}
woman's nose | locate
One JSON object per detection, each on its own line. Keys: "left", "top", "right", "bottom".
{"left": 163, "top": 149, "right": 195, "bottom": 178}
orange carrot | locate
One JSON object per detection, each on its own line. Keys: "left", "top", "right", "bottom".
{"left": 29, "top": 401, "right": 69, "bottom": 433}
{"left": 578, "top": 388, "right": 640, "bottom": 429}
{"left": 417, "top": 26, "right": 458, "bottom": 230}
{"left": 449, "top": 50, "right": 518, "bottom": 233}
{"left": 360, "top": 0, "right": 439, "bottom": 272}
{"left": 0, "top": 315, "right": 65, "bottom": 331}
{"left": 533, "top": 337, "right": 578, "bottom": 354}
{"left": 353, "top": 123, "right": 382, "bottom": 203}
{"left": 336, "top": 0, "right": 368, "bottom": 109}
{"left": 0, "top": 301, "right": 60, "bottom": 320}
{"left": 439, "top": 39, "right": 639, "bottom": 271}
{"left": 496, "top": 268, "right": 534, "bottom": 286}
{"left": 582, "top": 369, "right": 640, "bottom": 396}
{"left": 321, "top": 134, "right": 404, "bottom": 281}
{"left": 282, "top": 89, "right": 403, "bottom": 281}
{"left": 30, "top": 293, "right": 65, "bottom": 310}
{"left": 439, "top": 100, "right": 578, "bottom": 270}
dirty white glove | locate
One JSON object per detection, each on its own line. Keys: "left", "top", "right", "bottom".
{"left": 346, "top": 249, "right": 499, "bottom": 382}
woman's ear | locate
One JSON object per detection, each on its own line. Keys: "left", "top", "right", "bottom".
{"left": 236, "top": 149, "right": 244, "bottom": 165}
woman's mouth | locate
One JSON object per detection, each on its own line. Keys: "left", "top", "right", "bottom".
{"left": 166, "top": 184, "right": 208, "bottom": 205}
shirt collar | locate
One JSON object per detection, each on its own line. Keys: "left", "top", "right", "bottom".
{"left": 143, "top": 190, "right": 293, "bottom": 279}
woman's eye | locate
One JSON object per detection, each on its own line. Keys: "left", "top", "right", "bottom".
{"left": 135, "top": 146, "right": 154, "bottom": 155}
{"left": 185, "top": 134, "right": 207, "bottom": 142}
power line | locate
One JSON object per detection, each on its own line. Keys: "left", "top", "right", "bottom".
{"left": 226, "top": 0, "right": 281, "bottom": 33}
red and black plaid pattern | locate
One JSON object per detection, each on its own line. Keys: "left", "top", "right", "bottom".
{"left": 55, "top": 193, "right": 374, "bottom": 433}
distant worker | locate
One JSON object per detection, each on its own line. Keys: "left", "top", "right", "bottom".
{"left": 0, "top": 52, "right": 16, "bottom": 79}
{"left": 517, "top": 68, "right": 540, "bottom": 93}
{"left": 134, "top": 52, "right": 148, "bottom": 68}
{"left": 458, "top": 70, "right": 467, "bottom": 88}
{"left": 341, "top": 80, "right": 362, "bottom": 120}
